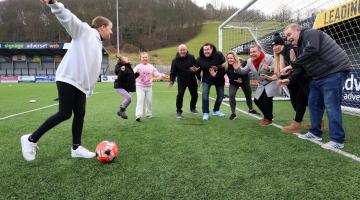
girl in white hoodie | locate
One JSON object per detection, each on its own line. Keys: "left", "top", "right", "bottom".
{"left": 20, "top": 0, "right": 113, "bottom": 161}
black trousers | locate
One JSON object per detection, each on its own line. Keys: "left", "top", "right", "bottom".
{"left": 31, "top": 81, "right": 86, "bottom": 145}
{"left": 254, "top": 91, "right": 273, "bottom": 120}
{"left": 288, "top": 82, "right": 308, "bottom": 122}
{"left": 176, "top": 79, "right": 198, "bottom": 113}
{"left": 229, "top": 81, "right": 253, "bottom": 114}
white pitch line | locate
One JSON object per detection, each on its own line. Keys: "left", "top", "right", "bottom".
{"left": 207, "top": 95, "right": 360, "bottom": 163}
{"left": 0, "top": 91, "right": 109, "bottom": 121}
{"left": 0, "top": 103, "right": 58, "bottom": 121}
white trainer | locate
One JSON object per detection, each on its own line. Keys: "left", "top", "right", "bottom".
{"left": 20, "top": 134, "right": 38, "bottom": 161}
{"left": 212, "top": 111, "right": 225, "bottom": 117}
{"left": 321, "top": 141, "right": 344, "bottom": 151}
{"left": 298, "top": 132, "right": 322, "bottom": 141}
{"left": 71, "top": 146, "right": 96, "bottom": 158}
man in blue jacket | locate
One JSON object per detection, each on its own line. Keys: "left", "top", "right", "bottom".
{"left": 279, "top": 23, "right": 351, "bottom": 150}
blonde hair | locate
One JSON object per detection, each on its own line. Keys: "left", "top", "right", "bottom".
{"left": 91, "top": 16, "right": 112, "bottom": 29}
{"left": 273, "top": 47, "right": 296, "bottom": 78}
{"left": 139, "top": 52, "right": 149, "bottom": 58}
{"left": 117, "top": 56, "right": 129, "bottom": 65}
{"left": 225, "top": 51, "right": 240, "bottom": 70}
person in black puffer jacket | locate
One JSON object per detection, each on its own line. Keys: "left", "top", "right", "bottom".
{"left": 280, "top": 23, "right": 351, "bottom": 150}
{"left": 114, "top": 56, "right": 139, "bottom": 119}
{"left": 195, "top": 43, "right": 226, "bottom": 121}
{"left": 226, "top": 51, "right": 259, "bottom": 120}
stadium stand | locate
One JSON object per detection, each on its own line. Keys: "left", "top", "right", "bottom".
{"left": 0, "top": 42, "right": 110, "bottom": 76}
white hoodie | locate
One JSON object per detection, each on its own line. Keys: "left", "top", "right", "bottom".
{"left": 49, "top": 3, "right": 103, "bottom": 97}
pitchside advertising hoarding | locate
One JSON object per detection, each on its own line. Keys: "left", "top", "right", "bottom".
{"left": 0, "top": 42, "right": 64, "bottom": 50}
{"left": 101, "top": 75, "right": 117, "bottom": 82}
{"left": 0, "top": 75, "right": 56, "bottom": 83}
{"left": 35, "top": 75, "right": 55, "bottom": 83}
{"left": 343, "top": 71, "right": 360, "bottom": 111}
{"left": 0, "top": 76, "right": 18, "bottom": 83}
{"left": 18, "top": 76, "right": 36, "bottom": 83}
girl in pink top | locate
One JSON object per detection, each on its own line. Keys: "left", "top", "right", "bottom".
{"left": 133, "top": 52, "right": 165, "bottom": 121}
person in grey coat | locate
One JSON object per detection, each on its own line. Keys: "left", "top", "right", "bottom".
{"left": 235, "top": 44, "right": 281, "bottom": 126}
{"left": 279, "top": 23, "right": 351, "bottom": 150}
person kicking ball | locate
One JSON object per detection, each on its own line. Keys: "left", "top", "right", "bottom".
{"left": 21, "top": 0, "right": 113, "bottom": 161}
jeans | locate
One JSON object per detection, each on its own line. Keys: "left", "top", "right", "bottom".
{"left": 308, "top": 71, "right": 348, "bottom": 143}
{"left": 202, "top": 82, "right": 224, "bottom": 113}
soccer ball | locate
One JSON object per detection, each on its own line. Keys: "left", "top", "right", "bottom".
{"left": 95, "top": 140, "right": 119, "bottom": 163}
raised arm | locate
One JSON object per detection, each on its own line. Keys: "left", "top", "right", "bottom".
{"left": 45, "top": 0, "right": 89, "bottom": 39}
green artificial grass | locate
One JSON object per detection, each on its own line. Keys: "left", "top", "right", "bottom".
{"left": 1, "top": 82, "right": 360, "bottom": 199}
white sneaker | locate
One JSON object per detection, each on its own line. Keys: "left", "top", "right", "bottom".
{"left": 321, "top": 141, "right": 344, "bottom": 151}
{"left": 21, "top": 134, "right": 38, "bottom": 161}
{"left": 212, "top": 111, "right": 225, "bottom": 117}
{"left": 203, "top": 113, "right": 209, "bottom": 121}
{"left": 298, "top": 132, "right": 322, "bottom": 141}
{"left": 71, "top": 146, "right": 96, "bottom": 158}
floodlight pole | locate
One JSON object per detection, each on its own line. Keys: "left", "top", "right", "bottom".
{"left": 116, "top": 0, "right": 120, "bottom": 56}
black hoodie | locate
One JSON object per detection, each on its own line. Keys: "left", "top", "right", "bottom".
{"left": 195, "top": 44, "right": 226, "bottom": 86}
{"left": 170, "top": 52, "right": 197, "bottom": 83}
{"left": 114, "top": 63, "right": 139, "bottom": 92}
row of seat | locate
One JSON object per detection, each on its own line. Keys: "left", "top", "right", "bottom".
{"left": 0, "top": 67, "right": 108, "bottom": 76}
{"left": 0, "top": 61, "right": 58, "bottom": 70}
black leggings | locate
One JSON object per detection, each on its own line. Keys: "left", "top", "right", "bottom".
{"left": 30, "top": 81, "right": 86, "bottom": 145}
{"left": 288, "top": 82, "right": 308, "bottom": 122}
{"left": 229, "top": 81, "right": 253, "bottom": 114}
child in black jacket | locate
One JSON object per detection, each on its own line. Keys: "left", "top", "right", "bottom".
{"left": 114, "top": 56, "right": 139, "bottom": 119}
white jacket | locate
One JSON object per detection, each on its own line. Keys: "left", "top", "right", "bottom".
{"left": 49, "top": 3, "right": 103, "bottom": 97}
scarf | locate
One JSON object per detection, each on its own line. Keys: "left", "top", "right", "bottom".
{"left": 252, "top": 51, "right": 265, "bottom": 72}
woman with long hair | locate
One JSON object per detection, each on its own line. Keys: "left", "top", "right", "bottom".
{"left": 226, "top": 51, "right": 259, "bottom": 120}
{"left": 272, "top": 33, "right": 309, "bottom": 133}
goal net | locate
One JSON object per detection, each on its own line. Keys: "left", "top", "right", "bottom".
{"left": 219, "top": 0, "right": 360, "bottom": 115}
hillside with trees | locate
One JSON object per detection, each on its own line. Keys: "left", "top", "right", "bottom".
{"left": 0, "top": 0, "right": 205, "bottom": 52}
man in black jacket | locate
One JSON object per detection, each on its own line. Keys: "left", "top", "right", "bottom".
{"left": 280, "top": 23, "right": 351, "bottom": 150}
{"left": 169, "top": 44, "right": 199, "bottom": 118}
{"left": 196, "top": 43, "right": 226, "bottom": 121}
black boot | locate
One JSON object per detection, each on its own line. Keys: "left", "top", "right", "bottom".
{"left": 117, "top": 107, "right": 128, "bottom": 119}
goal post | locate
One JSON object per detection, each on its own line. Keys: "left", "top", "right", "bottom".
{"left": 219, "top": 0, "right": 360, "bottom": 115}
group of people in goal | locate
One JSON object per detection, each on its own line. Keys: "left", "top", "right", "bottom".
{"left": 21, "top": 0, "right": 351, "bottom": 162}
